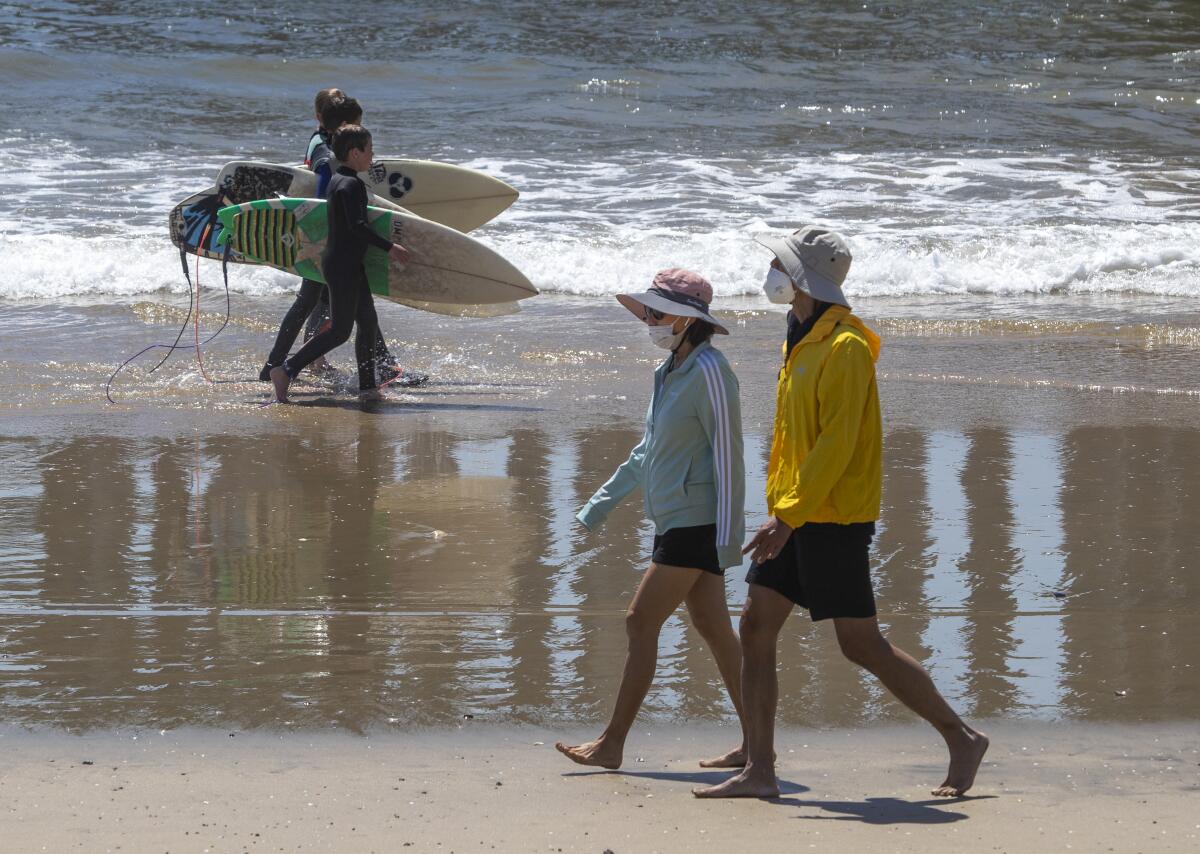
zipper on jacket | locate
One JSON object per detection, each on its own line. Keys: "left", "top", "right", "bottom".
{"left": 645, "top": 368, "right": 666, "bottom": 518}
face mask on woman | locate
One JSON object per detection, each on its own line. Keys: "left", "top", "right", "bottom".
{"left": 648, "top": 319, "right": 690, "bottom": 350}
{"left": 763, "top": 267, "right": 796, "bottom": 304}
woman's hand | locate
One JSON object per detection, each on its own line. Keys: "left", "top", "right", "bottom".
{"left": 743, "top": 517, "right": 792, "bottom": 564}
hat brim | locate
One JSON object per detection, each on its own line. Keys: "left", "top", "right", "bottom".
{"left": 755, "top": 235, "right": 850, "bottom": 308}
{"left": 615, "top": 292, "right": 730, "bottom": 335}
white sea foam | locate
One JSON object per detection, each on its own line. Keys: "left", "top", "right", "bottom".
{"left": 488, "top": 222, "right": 1200, "bottom": 300}
{"left": 0, "top": 234, "right": 296, "bottom": 300}
{"left": 2, "top": 144, "right": 1198, "bottom": 302}
{"left": 3, "top": 222, "right": 1193, "bottom": 305}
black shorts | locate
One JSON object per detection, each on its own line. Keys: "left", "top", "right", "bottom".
{"left": 745, "top": 522, "right": 877, "bottom": 621}
{"left": 652, "top": 524, "right": 723, "bottom": 576}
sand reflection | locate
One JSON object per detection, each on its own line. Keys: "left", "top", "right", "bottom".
{"left": 0, "top": 421, "right": 1197, "bottom": 729}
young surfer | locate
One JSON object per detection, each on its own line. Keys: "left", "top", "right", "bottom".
{"left": 258, "top": 92, "right": 353, "bottom": 383}
{"left": 269, "top": 125, "right": 411, "bottom": 403}
{"left": 304, "top": 87, "right": 342, "bottom": 167}
{"left": 555, "top": 269, "right": 751, "bottom": 771}
{"left": 260, "top": 94, "right": 424, "bottom": 386}
{"left": 261, "top": 95, "right": 424, "bottom": 389}
{"left": 298, "top": 87, "right": 344, "bottom": 371}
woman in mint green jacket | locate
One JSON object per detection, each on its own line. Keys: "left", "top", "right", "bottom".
{"left": 556, "top": 269, "right": 748, "bottom": 771}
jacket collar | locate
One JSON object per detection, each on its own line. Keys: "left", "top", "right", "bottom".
{"left": 800, "top": 304, "right": 849, "bottom": 346}
{"left": 656, "top": 339, "right": 712, "bottom": 379}
{"left": 787, "top": 305, "right": 882, "bottom": 362}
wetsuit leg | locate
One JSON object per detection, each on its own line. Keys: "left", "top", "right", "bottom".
{"left": 353, "top": 271, "right": 380, "bottom": 391}
{"left": 304, "top": 285, "right": 332, "bottom": 342}
{"left": 373, "top": 325, "right": 395, "bottom": 371}
{"left": 283, "top": 265, "right": 358, "bottom": 378}
{"left": 265, "top": 279, "right": 324, "bottom": 367}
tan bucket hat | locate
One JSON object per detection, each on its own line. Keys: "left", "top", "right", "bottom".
{"left": 756, "top": 226, "right": 852, "bottom": 308}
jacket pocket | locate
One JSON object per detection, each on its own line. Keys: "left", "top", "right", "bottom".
{"left": 678, "top": 458, "right": 693, "bottom": 497}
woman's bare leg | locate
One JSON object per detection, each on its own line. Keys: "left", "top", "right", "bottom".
{"left": 556, "top": 563, "right": 702, "bottom": 769}
{"left": 681, "top": 571, "right": 751, "bottom": 767}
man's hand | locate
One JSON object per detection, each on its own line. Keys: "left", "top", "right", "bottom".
{"left": 389, "top": 243, "right": 411, "bottom": 265}
{"left": 743, "top": 517, "right": 793, "bottom": 565}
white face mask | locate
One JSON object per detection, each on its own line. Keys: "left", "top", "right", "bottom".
{"left": 648, "top": 320, "right": 689, "bottom": 350}
{"left": 763, "top": 267, "right": 796, "bottom": 305}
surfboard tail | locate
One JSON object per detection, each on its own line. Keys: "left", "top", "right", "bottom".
{"left": 214, "top": 205, "right": 239, "bottom": 247}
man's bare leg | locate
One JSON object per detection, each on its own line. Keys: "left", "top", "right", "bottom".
{"left": 681, "top": 572, "right": 750, "bottom": 768}
{"left": 693, "top": 585, "right": 793, "bottom": 797}
{"left": 268, "top": 366, "right": 291, "bottom": 403}
{"left": 556, "top": 563, "right": 700, "bottom": 770}
{"left": 833, "top": 616, "right": 989, "bottom": 797}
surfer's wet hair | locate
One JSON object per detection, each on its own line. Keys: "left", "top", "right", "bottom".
{"left": 319, "top": 95, "right": 360, "bottom": 133}
{"left": 314, "top": 88, "right": 345, "bottom": 121}
{"left": 321, "top": 96, "right": 363, "bottom": 133}
{"left": 332, "top": 125, "right": 372, "bottom": 161}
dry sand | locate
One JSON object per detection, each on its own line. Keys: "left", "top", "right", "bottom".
{"left": 3, "top": 722, "right": 1197, "bottom": 852}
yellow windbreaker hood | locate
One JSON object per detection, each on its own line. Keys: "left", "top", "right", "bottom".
{"left": 767, "top": 305, "right": 883, "bottom": 528}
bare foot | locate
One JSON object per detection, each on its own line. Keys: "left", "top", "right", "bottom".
{"left": 692, "top": 768, "right": 779, "bottom": 799}
{"left": 699, "top": 745, "right": 748, "bottom": 768}
{"left": 359, "top": 388, "right": 383, "bottom": 402}
{"left": 932, "top": 728, "right": 989, "bottom": 797}
{"left": 554, "top": 738, "right": 622, "bottom": 770}
{"left": 269, "top": 365, "right": 291, "bottom": 403}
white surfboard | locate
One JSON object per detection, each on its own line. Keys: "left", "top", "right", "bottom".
{"left": 215, "top": 159, "right": 518, "bottom": 232}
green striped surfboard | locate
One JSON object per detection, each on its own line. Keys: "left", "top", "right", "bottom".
{"left": 215, "top": 196, "right": 538, "bottom": 306}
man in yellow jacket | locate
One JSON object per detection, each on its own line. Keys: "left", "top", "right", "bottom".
{"left": 695, "top": 226, "right": 988, "bottom": 800}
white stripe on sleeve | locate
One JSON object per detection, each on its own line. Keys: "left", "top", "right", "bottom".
{"left": 698, "top": 351, "right": 733, "bottom": 547}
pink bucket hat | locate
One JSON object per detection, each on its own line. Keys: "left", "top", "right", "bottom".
{"left": 615, "top": 268, "right": 729, "bottom": 335}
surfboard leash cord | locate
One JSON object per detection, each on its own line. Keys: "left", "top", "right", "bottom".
{"left": 192, "top": 231, "right": 215, "bottom": 386}
{"left": 104, "top": 238, "right": 233, "bottom": 404}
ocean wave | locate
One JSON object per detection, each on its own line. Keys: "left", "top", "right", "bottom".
{"left": 2, "top": 223, "right": 1196, "bottom": 303}
{"left": 491, "top": 221, "right": 1199, "bottom": 299}
{"left": 2, "top": 146, "right": 1198, "bottom": 301}
{"left": 0, "top": 234, "right": 295, "bottom": 300}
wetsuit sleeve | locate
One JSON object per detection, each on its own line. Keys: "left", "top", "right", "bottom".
{"left": 696, "top": 353, "right": 746, "bottom": 568}
{"left": 314, "top": 159, "right": 333, "bottom": 199}
{"left": 576, "top": 421, "right": 649, "bottom": 531}
{"left": 310, "top": 140, "right": 334, "bottom": 198}
{"left": 332, "top": 179, "right": 394, "bottom": 253}
{"left": 304, "top": 131, "right": 322, "bottom": 167}
{"left": 772, "top": 334, "right": 874, "bottom": 529}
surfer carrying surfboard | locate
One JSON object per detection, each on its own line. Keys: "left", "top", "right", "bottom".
{"left": 555, "top": 269, "right": 751, "bottom": 771}
{"left": 260, "top": 92, "right": 356, "bottom": 382}
{"left": 269, "top": 126, "right": 410, "bottom": 403}
{"left": 262, "top": 94, "right": 421, "bottom": 390}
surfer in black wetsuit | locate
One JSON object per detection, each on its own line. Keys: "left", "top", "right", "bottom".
{"left": 259, "top": 93, "right": 354, "bottom": 381}
{"left": 260, "top": 94, "right": 420, "bottom": 387}
{"left": 269, "top": 125, "right": 411, "bottom": 403}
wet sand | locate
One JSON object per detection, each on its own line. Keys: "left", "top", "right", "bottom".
{"left": 2, "top": 291, "right": 1199, "bottom": 848}
{"left": 3, "top": 722, "right": 1197, "bottom": 852}
{"left": 3, "top": 292, "right": 1199, "bottom": 730}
